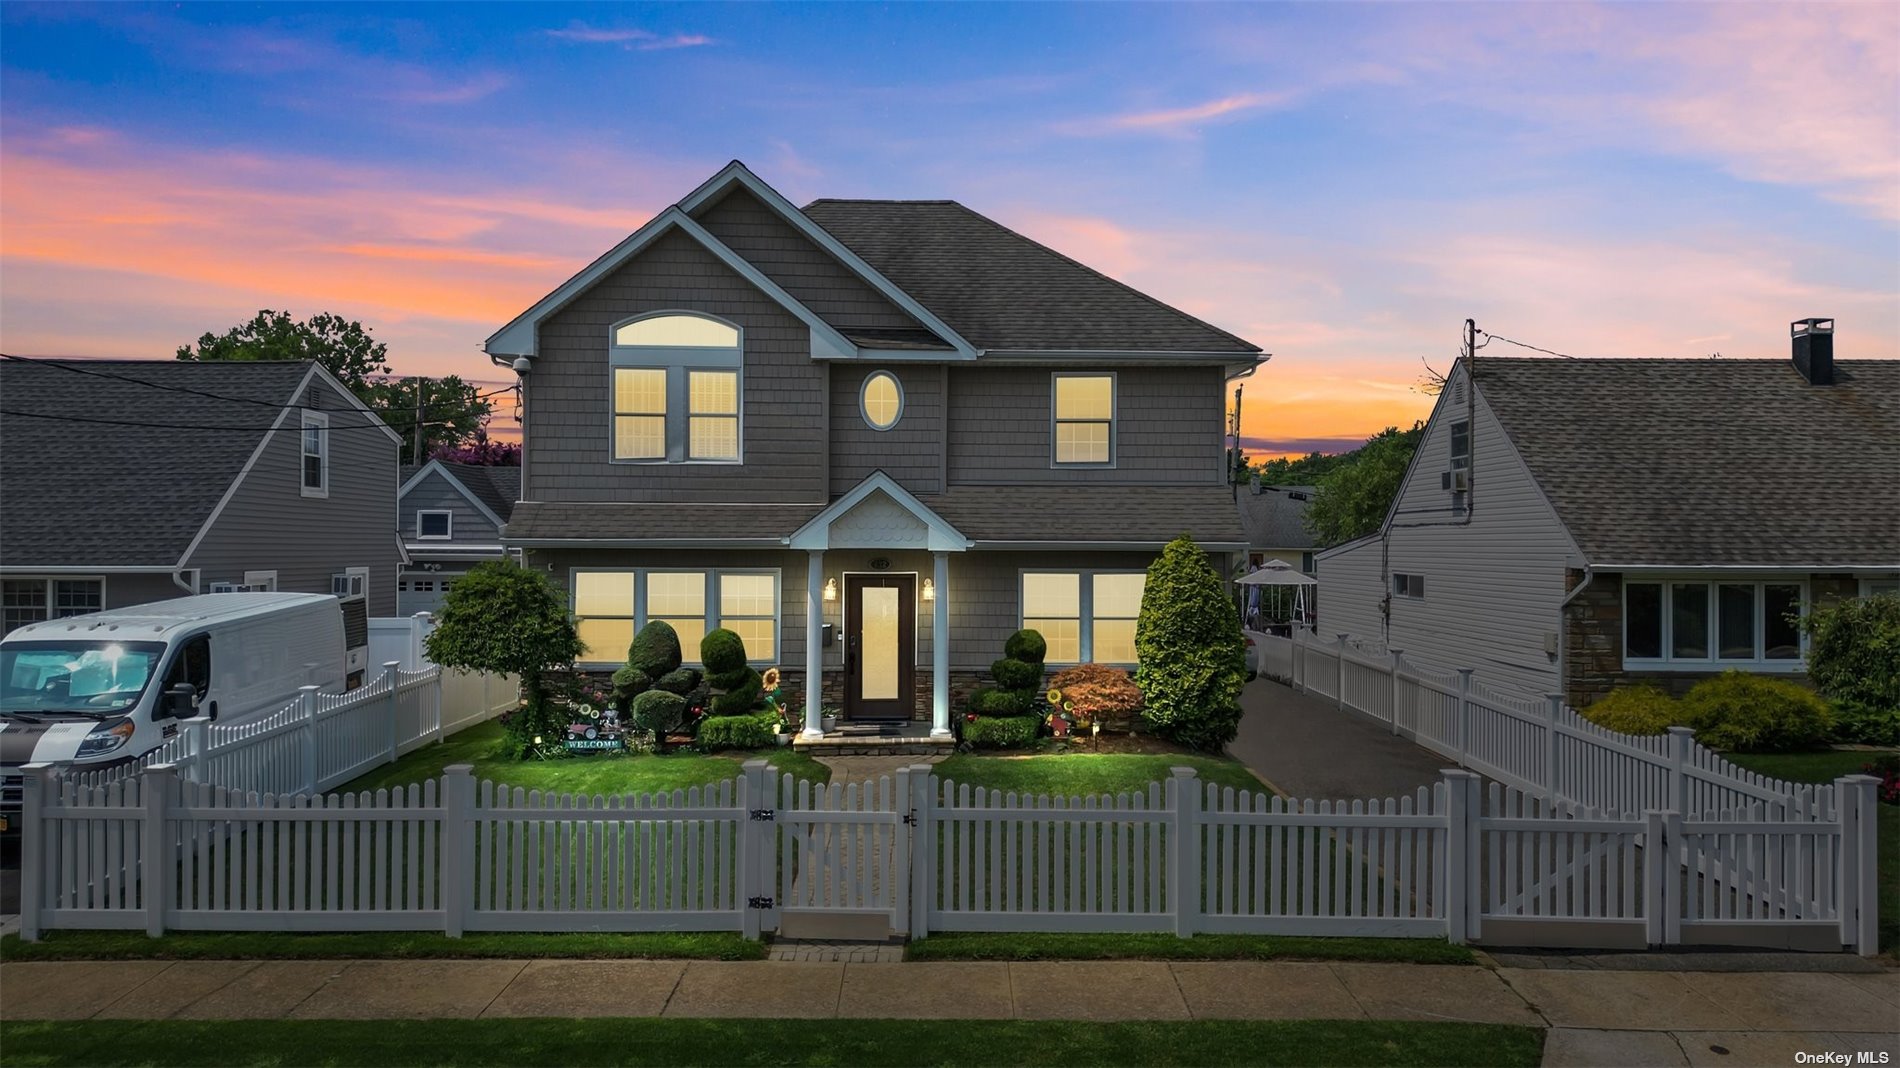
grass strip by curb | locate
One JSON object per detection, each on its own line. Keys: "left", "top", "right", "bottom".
{"left": 0, "top": 930, "right": 764, "bottom": 963}
{"left": 905, "top": 932, "right": 1475, "bottom": 965}
{"left": 0, "top": 1018, "right": 1545, "bottom": 1067}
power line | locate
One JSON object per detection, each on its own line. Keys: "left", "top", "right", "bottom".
{"left": 0, "top": 408, "right": 466, "bottom": 433}
{"left": 1475, "top": 332, "right": 1578, "bottom": 359}
{"left": 1, "top": 353, "right": 513, "bottom": 417}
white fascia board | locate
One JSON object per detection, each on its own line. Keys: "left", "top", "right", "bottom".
{"left": 842, "top": 348, "right": 963, "bottom": 362}
{"left": 972, "top": 540, "right": 1249, "bottom": 552}
{"left": 402, "top": 460, "right": 508, "bottom": 531}
{"left": 1315, "top": 532, "right": 1381, "bottom": 561}
{"left": 484, "top": 208, "right": 855, "bottom": 362}
{"left": 785, "top": 471, "right": 970, "bottom": 552}
{"left": 508, "top": 537, "right": 790, "bottom": 549}
{"left": 679, "top": 162, "right": 979, "bottom": 360}
{"left": 0, "top": 565, "right": 178, "bottom": 574}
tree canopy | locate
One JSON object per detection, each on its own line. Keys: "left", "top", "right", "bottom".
{"left": 1302, "top": 423, "right": 1424, "bottom": 547}
{"left": 362, "top": 374, "right": 493, "bottom": 465}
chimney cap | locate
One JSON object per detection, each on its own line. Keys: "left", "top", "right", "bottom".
{"left": 1791, "top": 318, "right": 1834, "bottom": 336}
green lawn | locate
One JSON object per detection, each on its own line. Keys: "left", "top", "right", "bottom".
{"left": 0, "top": 1019, "right": 1545, "bottom": 1067}
{"left": 907, "top": 931, "right": 1473, "bottom": 965}
{"left": 934, "top": 752, "right": 1270, "bottom": 798}
{"left": 337, "top": 721, "right": 831, "bottom": 797}
{"left": 1722, "top": 748, "right": 1899, "bottom": 953}
{"left": 0, "top": 930, "right": 763, "bottom": 963}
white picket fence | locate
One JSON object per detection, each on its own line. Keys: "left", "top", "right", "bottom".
{"left": 21, "top": 762, "right": 1880, "bottom": 952}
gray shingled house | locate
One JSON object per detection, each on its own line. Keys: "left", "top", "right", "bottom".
{"left": 1316, "top": 323, "right": 1900, "bottom": 706}
{"left": 483, "top": 161, "right": 1263, "bottom": 739}
{"left": 398, "top": 460, "right": 520, "bottom": 615}
{"left": 0, "top": 359, "right": 403, "bottom": 682}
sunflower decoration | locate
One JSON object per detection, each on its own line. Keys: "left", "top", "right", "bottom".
{"left": 1046, "top": 687, "right": 1064, "bottom": 705}
{"left": 762, "top": 667, "right": 782, "bottom": 691}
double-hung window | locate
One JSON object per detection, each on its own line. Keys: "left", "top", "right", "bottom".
{"left": 609, "top": 313, "right": 742, "bottom": 464}
{"left": 1052, "top": 373, "right": 1115, "bottom": 466}
{"left": 2, "top": 578, "right": 103, "bottom": 634}
{"left": 416, "top": 511, "right": 452, "bottom": 540}
{"left": 301, "top": 412, "right": 328, "bottom": 497}
{"left": 1623, "top": 578, "right": 1804, "bottom": 669}
{"left": 1020, "top": 570, "right": 1147, "bottom": 665}
{"left": 572, "top": 569, "right": 780, "bottom": 666}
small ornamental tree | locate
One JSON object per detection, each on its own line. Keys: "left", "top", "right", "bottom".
{"left": 1135, "top": 534, "right": 1247, "bottom": 750}
{"left": 423, "top": 560, "right": 582, "bottom": 757}
{"left": 1801, "top": 594, "right": 1900, "bottom": 745}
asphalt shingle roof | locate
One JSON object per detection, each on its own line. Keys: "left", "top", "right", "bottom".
{"left": 1237, "top": 485, "right": 1317, "bottom": 550}
{"left": 801, "top": 200, "right": 1261, "bottom": 355}
{"left": 0, "top": 360, "right": 314, "bottom": 566}
{"left": 1472, "top": 357, "right": 1900, "bottom": 567}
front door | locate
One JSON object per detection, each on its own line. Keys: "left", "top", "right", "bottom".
{"left": 844, "top": 574, "right": 915, "bottom": 721}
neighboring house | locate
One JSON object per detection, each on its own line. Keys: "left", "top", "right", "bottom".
{"left": 397, "top": 460, "right": 521, "bottom": 615}
{"left": 1316, "top": 322, "right": 1900, "bottom": 705}
{"left": 0, "top": 359, "right": 403, "bottom": 682}
{"left": 484, "top": 161, "right": 1261, "bottom": 736}
{"left": 1236, "top": 479, "right": 1318, "bottom": 629}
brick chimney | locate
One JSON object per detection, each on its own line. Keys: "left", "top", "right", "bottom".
{"left": 1792, "top": 318, "right": 1834, "bottom": 385}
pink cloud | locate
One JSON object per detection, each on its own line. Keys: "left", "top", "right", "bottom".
{"left": 1057, "top": 89, "right": 1300, "bottom": 136}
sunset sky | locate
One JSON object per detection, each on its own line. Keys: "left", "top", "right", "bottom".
{"left": 3, "top": 3, "right": 1895, "bottom": 458}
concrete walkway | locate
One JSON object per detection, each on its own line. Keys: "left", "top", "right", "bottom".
{"left": 1229, "top": 677, "right": 1451, "bottom": 801}
{"left": 4, "top": 957, "right": 1895, "bottom": 1065}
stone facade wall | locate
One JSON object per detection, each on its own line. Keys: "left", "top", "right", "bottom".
{"left": 773, "top": 668, "right": 1008, "bottom": 724}
{"left": 1562, "top": 569, "right": 1622, "bottom": 708}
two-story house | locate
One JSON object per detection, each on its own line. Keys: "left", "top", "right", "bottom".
{"left": 485, "top": 162, "right": 1261, "bottom": 739}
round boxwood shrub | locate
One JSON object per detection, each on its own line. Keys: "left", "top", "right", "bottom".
{"left": 700, "top": 628, "right": 748, "bottom": 676}
{"left": 711, "top": 668, "right": 764, "bottom": 716}
{"left": 629, "top": 620, "right": 683, "bottom": 679}
{"left": 630, "top": 689, "right": 688, "bottom": 753}
{"left": 696, "top": 712, "right": 778, "bottom": 751}
{"left": 1581, "top": 686, "right": 1679, "bottom": 736}
{"left": 963, "top": 714, "right": 1039, "bottom": 749}
{"left": 1680, "top": 671, "right": 1835, "bottom": 752}
{"left": 1135, "top": 535, "right": 1247, "bottom": 751}
{"left": 1004, "top": 628, "right": 1047, "bottom": 664}
{"left": 968, "top": 686, "right": 1032, "bottom": 716}
{"left": 654, "top": 667, "right": 702, "bottom": 696}
{"left": 610, "top": 666, "right": 652, "bottom": 715}
{"left": 989, "top": 656, "right": 1044, "bottom": 692}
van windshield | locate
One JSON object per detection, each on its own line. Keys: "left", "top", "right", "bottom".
{"left": 0, "top": 641, "right": 166, "bottom": 718}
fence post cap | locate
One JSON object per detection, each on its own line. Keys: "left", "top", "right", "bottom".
{"left": 1665, "top": 726, "right": 1697, "bottom": 738}
{"left": 144, "top": 763, "right": 177, "bottom": 776}
{"left": 384, "top": 660, "right": 404, "bottom": 670}
{"left": 1168, "top": 766, "right": 1199, "bottom": 779}
{"left": 739, "top": 758, "right": 768, "bottom": 770}
{"left": 299, "top": 683, "right": 322, "bottom": 692}
{"left": 1439, "top": 768, "right": 1481, "bottom": 781}
{"left": 443, "top": 763, "right": 475, "bottom": 777}
{"left": 1834, "top": 773, "right": 1881, "bottom": 785}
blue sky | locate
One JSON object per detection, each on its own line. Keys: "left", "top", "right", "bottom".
{"left": 3, "top": 2, "right": 1895, "bottom": 454}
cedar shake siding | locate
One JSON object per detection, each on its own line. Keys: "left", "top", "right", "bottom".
{"left": 947, "top": 365, "right": 1226, "bottom": 485}
{"left": 830, "top": 364, "right": 945, "bottom": 496}
{"left": 528, "top": 227, "right": 827, "bottom": 504}
{"left": 693, "top": 187, "right": 938, "bottom": 344}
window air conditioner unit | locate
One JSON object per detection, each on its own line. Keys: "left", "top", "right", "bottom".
{"left": 1447, "top": 470, "right": 1470, "bottom": 492}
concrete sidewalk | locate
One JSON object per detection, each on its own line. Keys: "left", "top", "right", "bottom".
{"left": 1230, "top": 677, "right": 1451, "bottom": 801}
{"left": 3, "top": 957, "right": 1894, "bottom": 1066}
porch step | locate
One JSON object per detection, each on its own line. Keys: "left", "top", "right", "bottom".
{"left": 792, "top": 730, "right": 955, "bottom": 757}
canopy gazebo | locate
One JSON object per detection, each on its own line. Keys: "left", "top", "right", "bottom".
{"left": 1235, "top": 557, "right": 1317, "bottom": 635}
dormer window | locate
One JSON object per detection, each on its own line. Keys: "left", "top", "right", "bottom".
{"left": 609, "top": 312, "right": 743, "bottom": 464}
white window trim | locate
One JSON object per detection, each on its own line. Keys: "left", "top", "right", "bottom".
{"left": 1860, "top": 576, "right": 1900, "bottom": 597}
{"left": 2, "top": 576, "right": 106, "bottom": 630}
{"left": 1049, "top": 371, "right": 1117, "bottom": 469}
{"left": 570, "top": 567, "right": 781, "bottom": 668}
{"left": 332, "top": 566, "right": 369, "bottom": 603}
{"left": 1621, "top": 575, "right": 1807, "bottom": 673}
{"left": 859, "top": 370, "right": 905, "bottom": 431}
{"left": 416, "top": 510, "right": 454, "bottom": 541}
{"left": 1017, "top": 568, "right": 1146, "bottom": 666}
{"left": 300, "top": 411, "right": 329, "bottom": 498}
{"left": 607, "top": 312, "right": 744, "bottom": 466}
{"left": 1392, "top": 573, "right": 1425, "bottom": 599}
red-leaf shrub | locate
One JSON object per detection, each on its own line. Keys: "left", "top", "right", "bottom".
{"left": 1049, "top": 663, "right": 1144, "bottom": 732}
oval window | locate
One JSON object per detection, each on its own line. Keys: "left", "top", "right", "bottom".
{"left": 860, "top": 371, "right": 903, "bottom": 430}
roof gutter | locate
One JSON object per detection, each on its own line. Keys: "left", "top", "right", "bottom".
{"left": 972, "top": 539, "right": 1250, "bottom": 552}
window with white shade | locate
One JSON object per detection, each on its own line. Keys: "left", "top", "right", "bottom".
{"left": 1624, "top": 578, "right": 1805, "bottom": 669}
{"left": 1020, "top": 570, "right": 1147, "bottom": 665}
{"left": 571, "top": 569, "right": 780, "bottom": 666}
{"left": 608, "top": 312, "right": 743, "bottom": 464}
{"left": 1052, "top": 373, "right": 1115, "bottom": 466}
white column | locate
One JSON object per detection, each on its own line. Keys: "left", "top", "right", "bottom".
{"left": 803, "top": 549, "right": 826, "bottom": 739}
{"left": 931, "top": 551, "right": 951, "bottom": 738}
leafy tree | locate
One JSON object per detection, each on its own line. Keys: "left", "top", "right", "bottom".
{"left": 1304, "top": 424, "right": 1424, "bottom": 547}
{"left": 1253, "top": 451, "right": 1347, "bottom": 485}
{"left": 1135, "top": 535, "right": 1248, "bottom": 751}
{"left": 176, "top": 310, "right": 390, "bottom": 390}
{"left": 423, "top": 560, "right": 582, "bottom": 757}
{"left": 432, "top": 428, "right": 521, "bottom": 466}
{"left": 1801, "top": 594, "right": 1900, "bottom": 744}
{"left": 361, "top": 375, "right": 492, "bottom": 465}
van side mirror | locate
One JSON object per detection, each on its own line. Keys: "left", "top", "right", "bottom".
{"left": 166, "top": 684, "right": 197, "bottom": 720}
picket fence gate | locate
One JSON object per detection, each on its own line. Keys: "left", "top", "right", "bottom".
{"left": 20, "top": 762, "right": 1880, "bottom": 953}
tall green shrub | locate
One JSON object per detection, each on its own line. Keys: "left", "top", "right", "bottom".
{"left": 1680, "top": 671, "right": 1834, "bottom": 752}
{"left": 969, "top": 628, "right": 1046, "bottom": 718}
{"left": 1135, "top": 535, "right": 1247, "bottom": 750}
{"left": 1801, "top": 594, "right": 1900, "bottom": 744}
{"left": 423, "top": 560, "right": 582, "bottom": 757}
{"left": 701, "top": 628, "right": 764, "bottom": 717}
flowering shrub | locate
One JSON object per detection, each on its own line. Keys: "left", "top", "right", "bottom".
{"left": 1048, "top": 663, "right": 1144, "bottom": 731}
{"left": 1863, "top": 755, "right": 1900, "bottom": 806}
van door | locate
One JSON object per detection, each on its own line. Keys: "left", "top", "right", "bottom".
{"left": 160, "top": 635, "right": 213, "bottom": 727}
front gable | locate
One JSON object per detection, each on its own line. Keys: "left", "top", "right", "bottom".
{"left": 399, "top": 463, "right": 505, "bottom": 544}
{"left": 788, "top": 472, "right": 969, "bottom": 552}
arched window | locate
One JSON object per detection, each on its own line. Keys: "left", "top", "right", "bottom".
{"left": 860, "top": 371, "right": 904, "bottom": 431}
{"left": 608, "top": 312, "right": 743, "bottom": 464}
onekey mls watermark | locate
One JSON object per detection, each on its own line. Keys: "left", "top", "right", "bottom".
{"left": 1793, "top": 1051, "right": 1890, "bottom": 1065}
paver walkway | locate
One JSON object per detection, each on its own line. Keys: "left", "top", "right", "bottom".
{"left": 1229, "top": 677, "right": 1452, "bottom": 801}
{"left": 5, "top": 956, "right": 1895, "bottom": 1066}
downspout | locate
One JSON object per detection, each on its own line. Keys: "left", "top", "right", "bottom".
{"left": 171, "top": 569, "right": 198, "bottom": 595}
{"left": 1555, "top": 563, "right": 1595, "bottom": 706}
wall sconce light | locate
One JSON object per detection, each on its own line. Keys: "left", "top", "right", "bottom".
{"left": 921, "top": 578, "right": 935, "bottom": 602}
{"left": 823, "top": 578, "right": 837, "bottom": 603}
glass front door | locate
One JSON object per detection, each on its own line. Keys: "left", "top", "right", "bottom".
{"left": 845, "top": 574, "right": 915, "bottom": 720}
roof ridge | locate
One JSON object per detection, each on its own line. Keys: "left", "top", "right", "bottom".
{"left": 803, "top": 198, "right": 962, "bottom": 206}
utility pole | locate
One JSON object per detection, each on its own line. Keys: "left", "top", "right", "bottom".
{"left": 413, "top": 378, "right": 425, "bottom": 466}
{"left": 1228, "top": 383, "right": 1244, "bottom": 498}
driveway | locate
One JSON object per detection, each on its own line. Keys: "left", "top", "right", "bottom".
{"left": 1228, "top": 677, "right": 1454, "bottom": 802}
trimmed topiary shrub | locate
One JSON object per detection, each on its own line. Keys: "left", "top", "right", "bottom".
{"left": 630, "top": 689, "right": 688, "bottom": 754}
{"left": 700, "top": 628, "right": 749, "bottom": 676}
{"left": 1581, "top": 686, "right": 1679, "bottom": 736}
{"left": 610, "top": 666, "right": 652, "bottom": 715}
{"left": 989, "top": 656, "right": 1044, "bottom": 692}
{"left": 1801, "top": 594, "right": 1900, "bottom": 745}
{"left": 711, "top": 669, "right": 764, "bottom": 716}
{"left": 700, "top": 628, "right": 765, "bottom": 716}
{"left": 1004, "top": 629, "right": 1047, "bottom": 664}
{"left": 654, "top": 667, "right": 702, "bottom": 696}
{"left": 963, "top": 714, "right": 1040, "bottom": 749}
{"left": 1680, "top": 671, "right": 1835, "bottom": 752}
{"left": 1135, "top": 535, "right": 1247, "bottom": 751}
{"left": 969, "top": 687, "right": 1032, "bottom": 716}
{"left": 696, "top": 712, "right": 778, "bottom": 751}
{"left": 1049, "top": 663, "right": 1144, "bottom": 732}
{"left": 969, "top": 628, "right": 1046, "bottom": 719}
{"left": 629, "top": 620, "right": 683, "bottom": 679}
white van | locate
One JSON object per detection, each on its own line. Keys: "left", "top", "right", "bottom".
{"left": 0, "top": 594, "right": 348, "bottom": 821}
